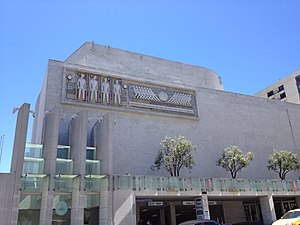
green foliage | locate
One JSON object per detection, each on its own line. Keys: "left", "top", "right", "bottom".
{"left": 267, "top": 149, "right": 300, "bottom": 180}
{"left": 216, "top": 145, "right": 253, "bottom": 179}
{"left": 151, "top": 135, "right": 196, "bottom": 177}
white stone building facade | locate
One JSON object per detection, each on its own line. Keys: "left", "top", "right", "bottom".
{"left": 0, "top": 42, "right": 300, "bottom": 225}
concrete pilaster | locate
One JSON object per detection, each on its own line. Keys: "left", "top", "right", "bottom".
{"left": 39, "top": 176, "right": 53, "bottom": 225}
{"left": 100, "top": 189, "right": 113, "bottom": 225}
{"left": 39, "top": 107, "right": 60, "bottom": 224}
{"left": 160, "top": 208, "right": 166, "bottom": 225}
{"left": 70, "top": 110, "right": 88, "bottom": 177}
{"left": 94, "top": 113, "right": 114, "bottom": 175}
{"left": 43, "top": 106, "right": 60, "bottom": 175}
{"left": 295, "top": 197, "right": 300, "bottom": 208}
{"left": 71, "top": 177, "right": 85, "bottom": 225}
{"left": 170, "top": 202, "right": 176, "bottom": 225}
{"left": 10, "top": 103, "right": 30, "bottom": 225}
{"left": 259, "top": 195, "right": 277, "bottom": 225}
{"left": 94, "top": 113, "right": 114, "bottom": 225}
{"left": 69, "top": 110, "right": 88, "bottom": 225}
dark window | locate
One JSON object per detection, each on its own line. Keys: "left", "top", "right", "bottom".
{"left": 278, "top": 85, "right": 284, "bottom": 92}
{"left": 296, "top": 75, "right": 300, "bottom": 97}
{"left": 86, "top": 149, "right": 95, "bottom": 160}
{"left": 267, "top": 90, "right": 274, "bottom": 98}
{"left": 296, "top": 75, "right": 300, "bottom": 83}
{"left": 57, "top": 148, "right": 69, "bottom": 159}
{"left": 280, "top": 92, "right": 286, "bottom": 99}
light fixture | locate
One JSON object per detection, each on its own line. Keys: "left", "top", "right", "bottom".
{"left": 29, "top": 110, "right": 36, "bottom": 118}
{"left": 12, "top": 107, "right": 35, "bottom": 118}
{"left": 12, "top": 107, "right": 20, "bottom": 114}
{"left": 66, "top": 75, "right": 72, "bottom": 80}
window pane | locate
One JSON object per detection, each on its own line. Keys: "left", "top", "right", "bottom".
{"left": 267, "top": 91, "right": 274, "bottom": 97}
{"left": 278, "top": 85, "right": 284, "bottom": 92}
{"left": 57, "top": 148, "right": 69, "bottom": 159}
{"left": 86, "top": 149, "right": 95, "bottom": 160}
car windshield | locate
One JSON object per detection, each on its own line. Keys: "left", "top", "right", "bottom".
{"left": 281, "top": 211, "right": 300, "bottom": 219}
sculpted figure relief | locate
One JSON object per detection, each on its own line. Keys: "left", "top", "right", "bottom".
{"left": 77, "top": 74, "right": 87, "bottom": 100}
{"left": 113, "top": 80, "right": 122, "bottom": 105}
{"left": 101, "top": 78, "right": 110, "bottom": 104}
{"left": 89, "top": 76, "right": 98, "bottom": 102}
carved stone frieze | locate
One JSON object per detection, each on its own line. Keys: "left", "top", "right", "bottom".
{"left": 63, "top": 68, "right": 197, "bottom": 117}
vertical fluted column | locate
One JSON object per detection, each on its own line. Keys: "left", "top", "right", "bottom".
{"left": 94, "top": 113, "right": 114, "bottom": 225}
{"left": 259, "top": 195, "right": 276, "bottom": 225}
{"left": 39, "top": 106, "right": 60, "bottom": 225}
{"left": 94, "top": 113, "right": 114, "bottom": 175}
{"left": 69, "top": 110, "right": 88, "bottom": 225}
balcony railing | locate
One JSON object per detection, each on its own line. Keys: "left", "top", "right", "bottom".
{"left": 86, "top": 160, "right": 100, "bottom": 175}
{"left": 25, "top": 143, "right": 43, "bottom": 158}
{"left": 56, "top": 158, "right": 73, "bottom": 175}
{"left": 113, "top": 175, "right": 300, "bottom": 194}
{"left": 84, "top": 175, "right": 108, "bottom": 192}
{"left": 20, "top": 174, "right": 47, "bottom": 193}
{"left": 19, "top": 174, "right": 300, "bottom": 195}
{"left": 54, "top": 175, "right": 75, "bottom": 192}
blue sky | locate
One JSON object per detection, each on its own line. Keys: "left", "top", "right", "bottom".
{"left": 0, "top": 0, "right": 299, "bottom": 172}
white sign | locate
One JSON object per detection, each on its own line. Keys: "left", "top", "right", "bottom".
{"left": 148, "top": 202, "right": 163, "bottom": 206}
{"left": 182, "top": 201, "right": 195, "bottom": 206}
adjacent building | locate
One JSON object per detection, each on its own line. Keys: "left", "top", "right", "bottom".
{"left": 0, "top": 42, "right": 300, "bottom": 225}
{"left": 255, "top": 70, "right": 300, "bottom": 104}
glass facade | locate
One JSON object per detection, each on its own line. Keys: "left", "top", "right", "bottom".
{"left": 52, "top": 194, "right": 72, "bottom": 225}
{"left": 23, "top": 144, "right": 44, "bottom": 174}
{"left": 17, "top": 143, "right": 300, "bottom": 225}
{"left": 114, "top": 175, "right": 300, "bottom": 193}
{"left": 17, "top": 143, "right": 109, "bottom": 225}
{"left": 18, "top": 194, "right": 42, "bottom": 225}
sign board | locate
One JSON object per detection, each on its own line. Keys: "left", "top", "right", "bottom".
{"left": 195, "top": 197, "right": 204, "bottom": 220}
{"left": 182, "top": 201, "right": 195, "bottom": 206}
{"left": 208, "top": 201, "right": 217, "bottom": 205}
{"left": 148, "top": 202, "right": 163, "bottom": 206}
{"left": 195, "top": 195, "right": 210, "bottom": 220}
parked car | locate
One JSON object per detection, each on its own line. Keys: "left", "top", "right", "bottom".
{"left": 179, "top": 219, "right": 222, "bottom": 225}
{"left": 232, "top": 221, "right": 263, "bottom": 225}
{"left": 272, "top": 208, "right": 300, "bottom": 225}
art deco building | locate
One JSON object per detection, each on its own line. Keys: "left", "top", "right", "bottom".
{"left": 0, "top": 42, "right": 300, "bottom": 225}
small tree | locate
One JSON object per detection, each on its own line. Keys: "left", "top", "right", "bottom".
{"left": 267, "top": 149, "right": 300, "bottom": 180}
{"left": 151, "top": 135, "right": 196, "bottom": 177}
{"left": 216, "top": 145, "right": 253, "bottom": 179}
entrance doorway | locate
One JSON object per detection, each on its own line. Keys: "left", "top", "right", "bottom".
{"left": 274, "top": 199, "right": 298, "bottom": 219}
{"left": 175, "top": 205, "right": 196, "bottom": 224}
{"left": 209, "top": 205, "right": 224, "bottom": 223}
{"left": 137, "top": 199, "right": 196, "bottom": 225}
{"left": 138, "top": 204, "right": 170, "bottom": 225}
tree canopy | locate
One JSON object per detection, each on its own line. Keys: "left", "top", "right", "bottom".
{"left": 151, "top": 135, "right": 196, "bottom": 177}
{"left": 267, "top": 149, "right": 300, "bottom": 180}
{"left": 216, "top": 145, "right": 253, "bottom": 179}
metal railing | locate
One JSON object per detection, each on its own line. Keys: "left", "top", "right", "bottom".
{"left": 113, "top": 175, "right": 300, "bottom": 194}
{"left": 19, "top": 174, "right": 300, "bottom": 194}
